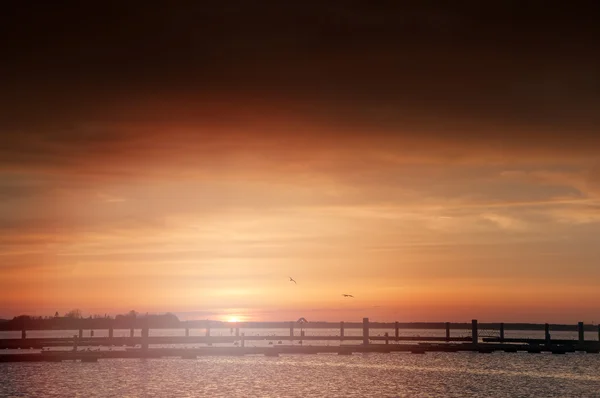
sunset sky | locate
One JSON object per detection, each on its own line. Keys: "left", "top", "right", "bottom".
{"left": 1, "top": 3, "right": 599, "bottom": 323}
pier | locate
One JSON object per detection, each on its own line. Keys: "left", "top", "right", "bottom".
{"left": 1, "top": 318, "right": 599, "bottom": 362}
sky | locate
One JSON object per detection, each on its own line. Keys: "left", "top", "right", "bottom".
{"left": 1, "top": 2, "right": 599, "bottom": 323}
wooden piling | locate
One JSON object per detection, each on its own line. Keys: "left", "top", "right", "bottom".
{"left": 141, "top": 325, "right": 149, "bottom": 351}
{"left": 445, "top": 322, "right": 450, "bottom": 342}
{"left": 500, "top": 323, "right": 504, "bottom": 341}
{"left": 471, "top": 319, "right": 478, "bottom": 344}
{"left": 241, "top": 332, "right": 245, "bottom": 348}
{"left": 340, "top": 321, "right": 344, "bottom": 338}
{"left": 235, "top": 327, "right": 239, "bottom": 337}
{"left": 363, "top": 317, "right": 369, "bottom": 345}
{"left": 78, "top": 328, "right": 83, "bottom": 339}
{"left": 130, "top": 328, "right": 134, "bottom": 338}
{"left": 545, "top": 323, "right": 550, "bottom": 345}
{"left": 578, "top": 322, "right": 584, "bottom": 343}
{"left": 597, "top": 324, "right": 600, "bottom": 342}
{"left": 72, "top": 334, "right": 78, "bottom": 352}
{"left": 205, "top": 323, "right": 210, "bottom": 337}
{"left": 289, "top": 321, "right": 294, "bottom": 337}
{"left": 21, "top": 318, "right": 27, "bottom": 340}
{"left": 108, "top": 325, "right": 113, "bottom": 340}
{"left": 395, "top": 321, "right": 399, "bottom": 341}
{"left": 385, "top": 332, "right": 389, "bottom": 345}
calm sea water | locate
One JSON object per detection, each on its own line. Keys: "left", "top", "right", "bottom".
{"left": 2, "top": 352, "right": 600, "bottom": 397}
{"left": 2, "top": 329, "right": 600, "bottom": 397}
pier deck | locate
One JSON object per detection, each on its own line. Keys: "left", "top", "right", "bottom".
{"left": 1, "top": 343, "right": 599, "bottom": 363}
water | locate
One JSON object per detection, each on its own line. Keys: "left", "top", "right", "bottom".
{"left": 2, "top": 329, "right": 600, "bottom": 396}
{"left": 2, "top": 352, "right": 600, "bottom": 397}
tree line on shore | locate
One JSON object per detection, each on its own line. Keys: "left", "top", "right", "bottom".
{"left": 0, "top": 310, "right": 181, "bottom": 330}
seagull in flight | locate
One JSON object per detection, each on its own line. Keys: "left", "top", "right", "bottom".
{"left": 342, "top": 294, "right": 354, "bottom": 298}
{"left": 289, "top": 277, "right": 297, "bottom": 284}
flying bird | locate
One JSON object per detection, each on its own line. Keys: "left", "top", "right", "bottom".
{"left": 289, "top": 277, "right": 297, "bottom": 284}
{"left": 342, "top": 294, "right": 354, "bottom": 298}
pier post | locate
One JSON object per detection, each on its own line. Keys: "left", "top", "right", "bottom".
{"left": 108, "top": 322, "right": 114, "bottom": 341}
{"left": 241, "top": 332, "right": 245, "bottom": 348}
{"left": 235, "top": 327, "right": 239, "bottom": 337}
{"left": 395, "top": 321, "right": 399, "bottom": 341}
{"left": 185, "top": 327, "right": 189, "bottom": 337}
{"left": 500, "top": 323, "right": 504, "bottom": 342}
{"left": 385, "top": 332, "right": 389, "bottom": 345}
{"left": 206, "top": 322, "right": 210, "bottom": 337}
{"left": 130, "top": 328, "right": 134, "bottom": 338}
{"left": 578, "top": 322, "right": 584, "bottom": 343}
{"left": 598, "top": 324, "right": 600, "bottom": 342}
{"left": 363, "top": 317, "right": 369, "bottom": 345}
{"left": 289, "top": 321, "right": 294, "bottom": 337}
{"left": 545, "top": 323, "right": 551, "bottom": 345}
{"left": 471, "top": 319, "right": 478, "bottom": 345}
{"left": 141, "top": 320, "right": 149, "bottom": 351}
{"left": 79, "top": 328, "right": 83, "bottom": 339}
{"left": 21, "top": 328, "right": 26, "bottom": 340}
{"left": 445, "top": 322, "right": 450, "bottom": 342}
{"left": 340, "top": 321, "right": 344, "bottom": 338}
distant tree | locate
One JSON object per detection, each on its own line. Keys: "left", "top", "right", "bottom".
{"left": 65, "top": 309, "right": 82, "bottom": 319}
{"left": 54, "top": 311, "right": 59, "bottom": 318}
{"left": 127, "top": 310, "right": 138, "bottom": 319}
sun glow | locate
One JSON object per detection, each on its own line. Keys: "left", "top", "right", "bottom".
{"left": 226, "top": 316, "right": 241, "bottom": 323}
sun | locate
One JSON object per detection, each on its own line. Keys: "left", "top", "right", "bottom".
{"left": 226, "top": 316, "right": 240, "bottom": 323}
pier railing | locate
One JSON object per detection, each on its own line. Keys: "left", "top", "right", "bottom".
{"left": 2, "top": 318, "right": 599, "bottom": 350}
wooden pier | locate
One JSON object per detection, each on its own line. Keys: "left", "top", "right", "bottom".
{"left": 1, "top": 318, "right": 599, "bottom": 362}
{"left": 1, "top": 342, "right": 599, "bottom": 363}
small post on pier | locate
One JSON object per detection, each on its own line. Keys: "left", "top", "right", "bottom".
{"left": 235, "top": 327, "right": 239, "bottom": 337}
{"left": 578, "top": 322, "right": 584, "bottom": 343}
{"left": 141, "top": 320, "right": 149, "bottom": 351}
{"left": 185, "top": 327, "right": 189, "bottom": 337}
{"left": 597, "top": 324, "right": 600, "bottom": 342}
{"left": 340, "top": 321, "right": 344, "bottom": 338}
{"left": 108, "top": 322, "right": 114, "bottom": 341}
{"left": 289, "top": 321, "right": 294, "bottom": 337}
{"left": 445, "top": 322, "right": 450, "bottom": 342}
{"left": 500, "top": 323, "right": 504, "bottom": 342}
{"left": 471, "top": 319, "right": 478, "bottom": 345}
{"left": 130, "top": 328, "right": 134, "bottom": 338}
{"left": 395, "top": 321, "right": 399, "bottom": 341}
{"left": 206, "top": 322, "right": 210, "bottom": 337}
{"left": 363, "top": 317, "right": 369, "bottom": 345}
{"left": 545, "top": 323, "right": 551, "bottom": 345}
{"left": 241, "top": 332, "right": 245, "bottom": 348}
{"left": 385, "top": 332, "right": 389, "bottom": 345}
{"left": 79, "top": 328, "right": 83, "bottom": 339}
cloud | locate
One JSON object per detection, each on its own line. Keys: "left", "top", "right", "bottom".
{"left": 1, "top": 3, "right": 600, "bottom": 319}
{"left": 480, "top": 213, "right": 529, "bottom": 231}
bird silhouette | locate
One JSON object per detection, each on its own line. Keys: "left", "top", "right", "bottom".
{"left": 289, "top": 277, "right": 297, "bottom": 284}
{"left": 342, "top": 294, "right": 354, "bottom": 298}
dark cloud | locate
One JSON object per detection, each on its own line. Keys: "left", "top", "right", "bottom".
{"left": 1, "top": 2, "right": 599, "bottom": 176}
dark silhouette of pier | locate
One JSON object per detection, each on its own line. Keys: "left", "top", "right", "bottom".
{"left": 2, "top": 318, "right": 599, "bottom": 362}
